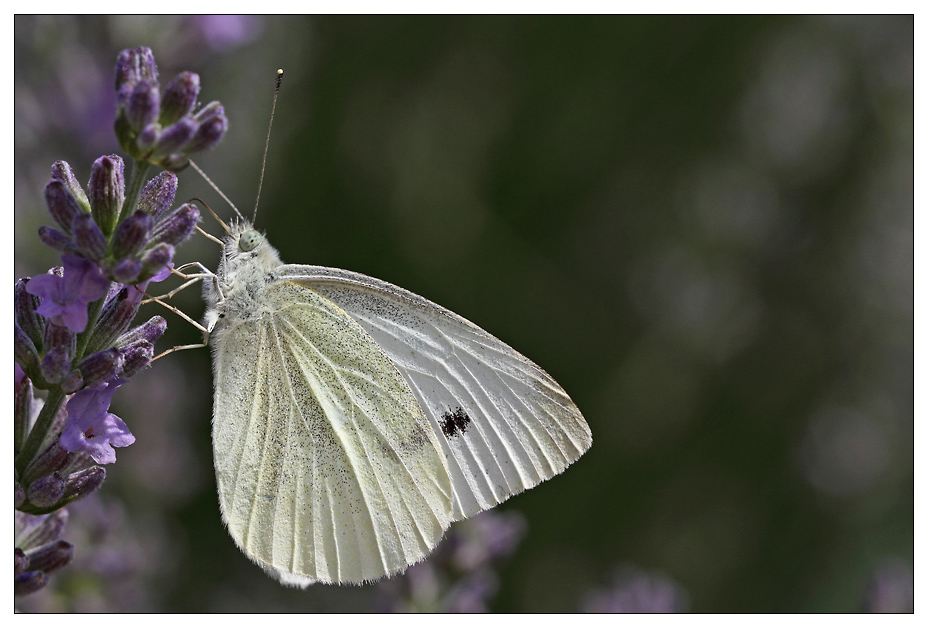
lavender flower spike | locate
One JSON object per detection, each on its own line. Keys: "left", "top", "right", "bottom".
{"left": 59, "top": 378, "right": 134, "bottom": 464}
{"left": 26, "top": 253, "right": 109, "bottom": 332}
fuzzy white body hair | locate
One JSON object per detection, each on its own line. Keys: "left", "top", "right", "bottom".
{"left": 203, "top": 221, "right": 283, "bottom": 337}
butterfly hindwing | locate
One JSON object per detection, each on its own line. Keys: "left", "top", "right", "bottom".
{"left": 210, "top": 280, "right": 453, "bottom": 585}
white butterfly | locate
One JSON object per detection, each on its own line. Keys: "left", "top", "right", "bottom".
{"left": 195, "top": 219, "right": 592, "bottom": 586}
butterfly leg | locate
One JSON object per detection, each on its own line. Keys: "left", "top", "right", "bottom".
{"left": 151, "top": 339, "right": 209, "bottom": 362}
{"left": 142, "top": 262, "right": 222, "bottom": 303}
{"left": 138, "top": 288, "right": 213, "bottom": 361}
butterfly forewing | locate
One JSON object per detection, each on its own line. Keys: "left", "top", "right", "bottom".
{"left": 211, "top": 280, "right": 453, "bottom": 584}
{"left": 278, "top": 266, "right": 593, "bottom": 521}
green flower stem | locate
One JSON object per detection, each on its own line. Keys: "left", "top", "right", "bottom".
{"left": 15, "top": 389, "right": 66, "bottom": 476}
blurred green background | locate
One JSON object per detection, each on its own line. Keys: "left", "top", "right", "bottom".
{"left": 14, "top": 15, "right": 913, "bottom": 612}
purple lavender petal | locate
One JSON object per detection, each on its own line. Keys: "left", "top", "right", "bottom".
{"left": 59, "top": 378, "right": 134, "bottom": 464}
{"left": 27, "top": 255, "right": 109, "bottom": 332}
{"left": 149, "top": 263, "right": 174, "bottom": 284}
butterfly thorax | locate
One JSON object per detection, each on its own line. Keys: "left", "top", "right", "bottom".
{"left": 203, "top": 222, "right": 284, "bottom": 336}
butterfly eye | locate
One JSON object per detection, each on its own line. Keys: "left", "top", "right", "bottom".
{"left": 239, "top": 230, "right": 262, "bottom": 252}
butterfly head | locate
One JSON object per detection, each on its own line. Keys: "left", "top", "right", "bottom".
{"left": 238, "top": 228, "right": 263, "bottom": 252}
{"left": 219, "top": 221, "right": 282, "bottom": 276}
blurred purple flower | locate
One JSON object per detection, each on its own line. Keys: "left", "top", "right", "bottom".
{"left": 582, "top": 566, "right": 689, "bottom": 613}
{"left": 444, "top": 570, "right": 499, "bottom": 613}
{"left": 26, "top": 253, "right": 109, "bottom": 332}
{"left": 452, "top": 508, "right": 526, "bottom": 570}
{"left": 59, "top": 378, "right": 134, "bottom": 464}
{"left": 862, "top": 558, "right": 913, "bottom": 613}
{"left": 375, "top": 510, "right": 526, "bottom": 612}
{"left": 193, "top": 16, "right": 263, "bottom": 50}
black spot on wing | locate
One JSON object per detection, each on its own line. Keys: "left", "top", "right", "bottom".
{"left": 440, "top": 407, "right": 471, "bottom": 438}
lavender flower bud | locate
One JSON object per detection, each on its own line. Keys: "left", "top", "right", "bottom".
{"left": 88, "top": 288, "right": 141, "bottom": 353}
{"left": 15, "top": 365, "right": 32, "bottom": 451}
{"left": 120, "top": 341, "right": 153, "bottom": 378}
{"left": 160, "top": 71, "right": 200, "bottom": 125}
{"left": 110, "top": 257, "right": 142, "bottom": 284}
{"left": 126, "top": 79, "right": 161, "bottom": 134}
{"left": 137, "top": 123, "right": 160, "bottom": 154}
{"left": 16, "top": 510, "right": 69, "bottom": 549}
{"left": 62, "top": 466, "right": 105, "bottom": 502}
{"left": 139, "top": 243, "right": 175, "bottom": 280}
{"left": 15, "top": 484, "right": 25, "bottom": 510}
{"left": 114, "top": 46, "right": 158, "bottom": 94}
{"left": 154, "top": 117, "right": 197, "bottom": 157}
{"left": 137, "top": 171, "right": 178, "bottom": 220}
{"left": 194, "top": 100, "right": 224, "bottom": 124}
{"left": 15, "top": 324, "right": 40, "bottom": 373}
{"left": 25, "top": 540, "right": 73, "bottom": 574}
{"left": 37, "top": 226, "right": 71, "bottom": 251}
{"left": 45, "top": 180, "right": 83, "bottom": 235}
{"left": 78, "top": 348, "right": 124, "bottom": 389}
{"left": 15, "top": 548, "right": 28, "bottom": 577}
{"left": 158, "top": 153, "right": 190, "bottom": 171}
{"left": 15, "top": 279, "right": 45, "bottom": 348}
{"left": 60, "top": 370, "right": 84, "bottom": 395}
{"left": 50, "top": 161, "right": 91, "bottom": 212}
{"left": 88, "top": 155, "right": 126, "bottom": 236}
{"left": 71, "top": 213, "right": 109, "bottom": 261}
{"left": 40, "top": 347, "right": 71, "bottom": 384}
{"left": 22, "top": 443, "right": 75, "bottom": 487}
{"left": 44, "top": 321, "right": 76, "bottom": 360}
{"left": 186, "top": 102, "right": 228, "bottom": 153}
{"left": 26, "top": 473, "right": 66, "bottom": 508}
{"left": 15, "top": 570, "right": 47, "bottom": 596}
{"left": 152, "top": 203, "right": 199, "bottom": 247}
{"left": 113, "top": 210, "right": 153, "bottom": 258}
{"left": 118, "top": 315, "right": 167, "bottom": 349}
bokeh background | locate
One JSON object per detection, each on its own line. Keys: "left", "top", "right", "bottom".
{"left": 13, "top": 15, "right": 913, "bottom": 612}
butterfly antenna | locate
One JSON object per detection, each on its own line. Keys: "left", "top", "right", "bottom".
{"left": 188, "top": 159, "right": 247, "bottom": 224}
{"left": 253, "top": 68, "right": 283, "bottom": 224}
{"left": 189, "top": 198, "right": 231, "bottom": 237}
